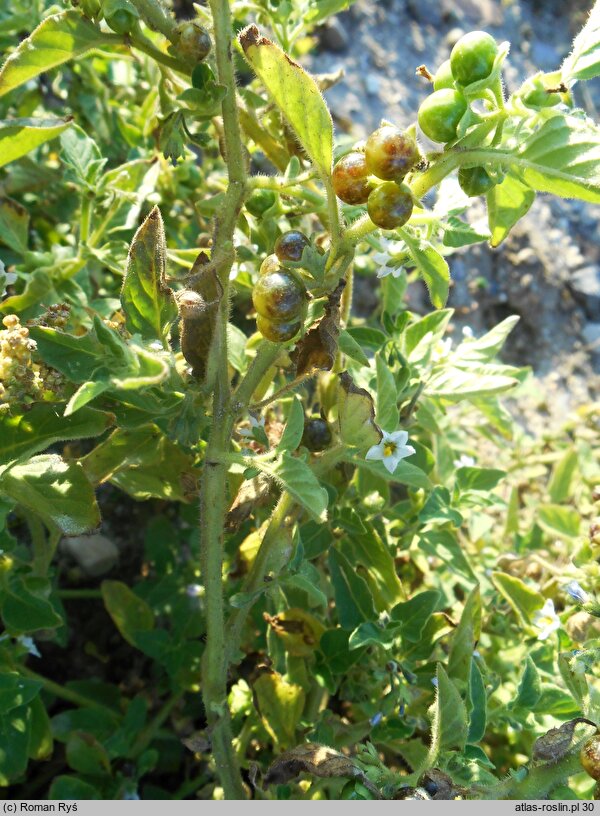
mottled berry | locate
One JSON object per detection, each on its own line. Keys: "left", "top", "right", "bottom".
{"left": 458, "top": 166, "right": 495, "bottom": 197}
{"left": 417, "top": 89, "right": 467, "bottom": 143}
{"left": 176, "top": 21, "right": 212, "bottom": 63}
{"left": 581, "top": 736, "right": 600, "bottom": 781}
{"left": 365, "top": 125, "right": 419, "bottom": 181}
{"left": 367, "top": 182, "right": 413, "bottom": 231}
{"left": 274, "top": 230, "right": 310, "bottom": 263}
{"left": 256, "top": 314, "right": 301, "bottom": 343}
{"left": 450, "top": 31, "right": 498, "bottom": 86}
{"left": 302, "top": 417, "right": 332, "bottom": 452}
{"left": 259, "top": 254, "right": 282, "bottom": 277}
{"left": 252, "top": 270, "right": 306, "bottom": 322}
{"left": 332, "top": 152, "right": 374, "bottom": 205}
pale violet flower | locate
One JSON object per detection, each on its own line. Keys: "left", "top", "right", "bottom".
{"left": 18, "top": 636, "right": 41, "bottom": 658}
{"left": 366, "top": 430, "right": 415, "bottom": 475}
{"left": 377, "top": 263, "right": 404, "bottom": 280}
{"left": 186, "top": 583, "right": 204, "bottom": 598}
{"left": 238, "top": 414, "right": 265, "bottom": 438}
{"left": 431, "top": 337, "right": 452, "bottom": 362}
{"left": 454, "top": 454, "right": 475, "bottom": 469}
{"left": 564, "top": 581, "right": 589, "bottom": 604}
{"left": 532, "top": 599, "right": 561, "bottom": 641}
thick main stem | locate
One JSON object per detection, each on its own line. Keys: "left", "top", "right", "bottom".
{"left": 198, "top": 0, "right": 248, "bottom": 800}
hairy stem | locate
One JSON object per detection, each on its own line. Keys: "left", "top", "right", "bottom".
{"left": 197, "top": 0, "right": 248, "bottom": 800}
{"left": 129, "top": 0, "right": 178, "bottom": 43}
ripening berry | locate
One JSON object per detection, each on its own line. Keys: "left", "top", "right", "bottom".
{"left": 581, "top": 736, "right": 600, "bottom": 780}
{"left": 175, "top": 21, "right": 212, "bottom": 63}
{"left": 259, "top": 254, "right": 282, "bottom": 277}
{"left": 365, "top": 125, "right": 419, "bottom": 181}
{"left": 458, "top": 166, "right": 495, "bottom": 197}
{"left": 256, "top": 314, "right": 301, "bottom": 343}
{"left": 450, "top": 31, "right": 498, "bottom": 86}
{"left": 274, "top": 230, "right": 310, "bottom": 263}
{"left": 332, "top": 152, "right": 374, "bottom": 205}
{"left": 433, "top": 59, "right": 455, "bottom": 90}
{"left": 367, "top": 182, "right": 413, "bottom": 230}
{"left": 252, "top": 269, "right": 307, "bottom": 322}
{"left": 302, "top": 417, "right": 332, "bottom": 452}
{"left": 417, "top": 89, "right": 467, "bottom": 143}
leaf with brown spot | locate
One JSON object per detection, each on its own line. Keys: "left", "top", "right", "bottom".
{"left": 533, "top": 717, "right": 595, "bottom": 762}
{"left": 263, "top": 608, "right": 325, "bottom": 657}
{"left": 337, "top": 370, "right": 382, "bottom": 450}
{"left": 292, "top": 281, "right": 344, "bottom": 376}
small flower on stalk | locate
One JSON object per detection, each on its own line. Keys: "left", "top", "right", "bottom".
{"left": 369, "top": 712, "right": 383, "bottom": 727}
{"left": 372, "top": 238, "right": 405, "bottom": 278}
{"left": 532, "top": 599, "right": 561, "bottom": 641}
{"left": 366, "top": 429, "right": 415, "bottom": 474}
{"left": 238, "top": 414, "right": 265, "bottom": 438}
{"left": 431, "top": 337, "right": 452, "bottom": 362}
{"left": 564, "top": 581, "right": 590, "bottom": 605}
{"left": 454, "top": 454, "right": 475, "bottom": 468}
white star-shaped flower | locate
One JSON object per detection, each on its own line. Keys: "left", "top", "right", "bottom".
{"left": 372, "top": 238, "right": 405, "bottom": 279}
{"left": 431, "top": 337, "right": 452, "bottom": 362}
{"left": 238, "top": 414, "right": 265, "bottom": 438}
{"left": 366, "top": 429, "right": 415, "bottom": 474}
{"left": 453, "top": 454, "right": 475, "bottom": 468}
{"left": 532, "top": 599, "right": 561, "bottom": 641}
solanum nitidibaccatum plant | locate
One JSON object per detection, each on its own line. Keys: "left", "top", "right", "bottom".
{"left": 0, "top": 0, "right": 600, "bottom": 800}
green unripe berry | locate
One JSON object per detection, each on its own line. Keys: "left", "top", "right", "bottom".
{"left": 252, "top": 270, "right": 306, "bottom": 322}
{"left": 450, "top": 31, "right": 498, "bottom": 86}
{"left": 106, "top": 8, "right": 135, "bottom": 33}
{"left": 417, "top": 89, "right": 467, "bottom": 143}
{"left": 367, "top": 182, "right": 413, "bottom": 231}
{"left": 175, "top": 21, "right": 212, "bottom": 63}
{"left": 246, "top": 189, "right": 277, "bottom": 217}
{"left": 521, "top": 76, "right": 561, "bottom": 109}
{"left": 256, "top": 314, "right": 301, "bottom": 343}
{"left": 274, "top": 230, "right": 309, "bottom": 263}
{"left": 332, "top": 151, "right": 374, "bottom": 205}
{"left": 581, "top": 736, "right": 600, "bottom": 781}
{"left": 458, "top": 166, "right": 495, "bottom": 197}
{"left": 433, "top": 59, "right": 455, "bottom": 91}
{"left": 302, "top": 417, "right": 332, "bottom": 452}
{"left": 364, "top": 125, "right": 419, "bottom": 182}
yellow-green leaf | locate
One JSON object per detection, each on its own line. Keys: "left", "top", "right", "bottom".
{"left": 0, "top": 11, "right": 111, "bottom": 98}
{"left": 0, "top": 118, "right": 73, "bottom": 169}
{"left": 239, "top": 25, "right": 333, "bottom": 176}
{"left": 253, "top": 672, "right": 305, "bottom": 749}
{"left": 101, "top": 580, "right": 154, "bottom": 648}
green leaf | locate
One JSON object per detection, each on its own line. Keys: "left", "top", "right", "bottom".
{"left": 227, "top": 323, "right": 248, "bottom": 374}
{"left": 328, "top": 547, "right": 376, "bottom": 630}
{"left": 0, "top": 10, "right": 110, "bottom": 98}
{"left": 442, "top": 215, "right": 490, "bottom": 248}
{"left": 562, "top": 1, "right": 600, "bottom": 84}
{"left": 427, "top": 365, "right": 518, "bottom": 400}
{"left": 0, "top": 196, "right": 29, "bottom": 253}
{"left": 467, "top": 659, "right": 487, "bottom": 744}
{"left": 60, "top": 124, "right": 106, "bottom": 186}
{"left": 487, "top": 172, "right": 535, "bottom": 247}
{"left": 0, "top": 705, "right": 31, "bottom": 784}
{"left": 1, "top": 454, "right": 100, "bottom": 535}
{"left": 511, "top": 656, "right": 542, "bottom": 709}
{"left": 278, "top": 397, "right": 304, "bottom": 452}
{"left": 0, "top": 117, "right": 73, "bottom": 168}
{"left": 548, "top": 449, "right": 579, "bottom": 503}
{"left": 101, "top": 580, "right": 154, "bottom": 648}
{"left": 337, "top": 371, "right": 381, "bottom": 451}
{"left": 516, "top": 114, "right": 600, "bottom": 203}
{"left": 348, "top": 525, "right": 404, "bottom": 609}
{"left": 401, "top": 232, "right": 450, "bottom": 308}
{"left": 391, "top": 590, "right": 441, "bottom": 642}
{"left": 0, "top": 405, "right": 111, "bottom": 467}
{"left": 64, "top": 380, "right": 110, "bottom": 416}
{"left": 456, "top": 316, "right": 519, "bottom": 360}
{"left": 0, "top": 674, "right": 42, "bottom": 714}
{"left": 28, "top": 696, "right": 53, "bottom": 761}
{"left": 121, "top": 206, "right": 178, "bottom": 344}
{"left": 491, "top": 571, "right": 545, "bottom": 627}
{"left": 427, "top": 665, "right": 469, "bottom": 763}
{"left": 348, "top": 620, "right": 396, "bottom": 650}
{"left": 1, "top": 576, "right": 63, "bottom": 633}
{"left": 419, "top": 531, "right": 478, "bottom": 584}
{"left": 49, "top": 776, "right": 102, "bottom": 800}
{"left": 338, "top": 329, "right": 370, "bottom": 367}
{"left": 66, "top": 731, "right": 111, "bottom": 776}
{"left": 256, "top": 453, "right": 329, "bottom": 522}
{"left": 448, "top": 586, "right": 481, "bottom": 689}
{"left": 456, "top": 467, "right": 505, "bottom": 492}
{"left": 239, "top": 25, "right": 333, "bottom": 176}
{"left": 253, "top": 672, "right": 305, "bottom": 750}
{"left": 350, "top": 456, "right": 431, "bottom": 490}
{"left": 28, "top": 326, "right": 104, "bottom": 383}
{"left": 538, "top": 504, "right": 581, "bottom": 538}
{"left": 375, "top": 353, "right": 398, "bottom": 431}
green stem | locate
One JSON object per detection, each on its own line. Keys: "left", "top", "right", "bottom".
{"left": 79, "top": 193, "right": 93, "bottom": 246}
{"left": 232, "top": 341, "right": 281, "bottom": 413}
{"left": 21, "top": 667, "right": 118, "bottom": 715}
{"left": 131, "top": 692, "right": 184, "bottom": 757}
{"left": 56, "top": 589, "right": 103, "bottom": 599}
{"left": 129, "top": 0, "right": 178, "bottom": 43}
{"left": 130, "top": 31, "right": 188, "bottom": 72}
{"left": 323, "top": 175, "right": 342, "bottom": 264}
{"left": 249, "top": 172, "right": 317, "bottom": 190}
{"left": 197, "top": 0, "right": 249, "bottom": 800}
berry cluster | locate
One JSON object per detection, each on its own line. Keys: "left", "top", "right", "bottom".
{"left": 252, "top": 231, "right": 309, "bottom": 342}
{"left": 0, "top": 315, "right": 44, "bottom": 413}
{"left": 418, "top": 31, "right": 499, "bottom": 196}
{"left": 332, "top": 124, "right": 418, "bottom": 230}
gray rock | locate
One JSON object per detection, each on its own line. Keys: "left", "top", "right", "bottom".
{"left": 582, "top": 322, "right": 600, "bottom": 351}
{"left": 569, "top": 265, "right": 600, "bottom": 319}
{"left": 61, "top": 534, "right": 119, "bottom": 577}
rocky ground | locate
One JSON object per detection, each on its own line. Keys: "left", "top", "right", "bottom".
{"left": 309, "top": 0, "right": 600, "bottom": 428}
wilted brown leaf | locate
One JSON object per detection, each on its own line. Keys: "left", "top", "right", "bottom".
{"left": 292, "top": 281, "right": 344, "bottom": 376}
{"left": 533, "top": 717, "right": 595, "bottom": 762}
{"left": 178, "top": 251, "right": 220, "bottom": 380}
